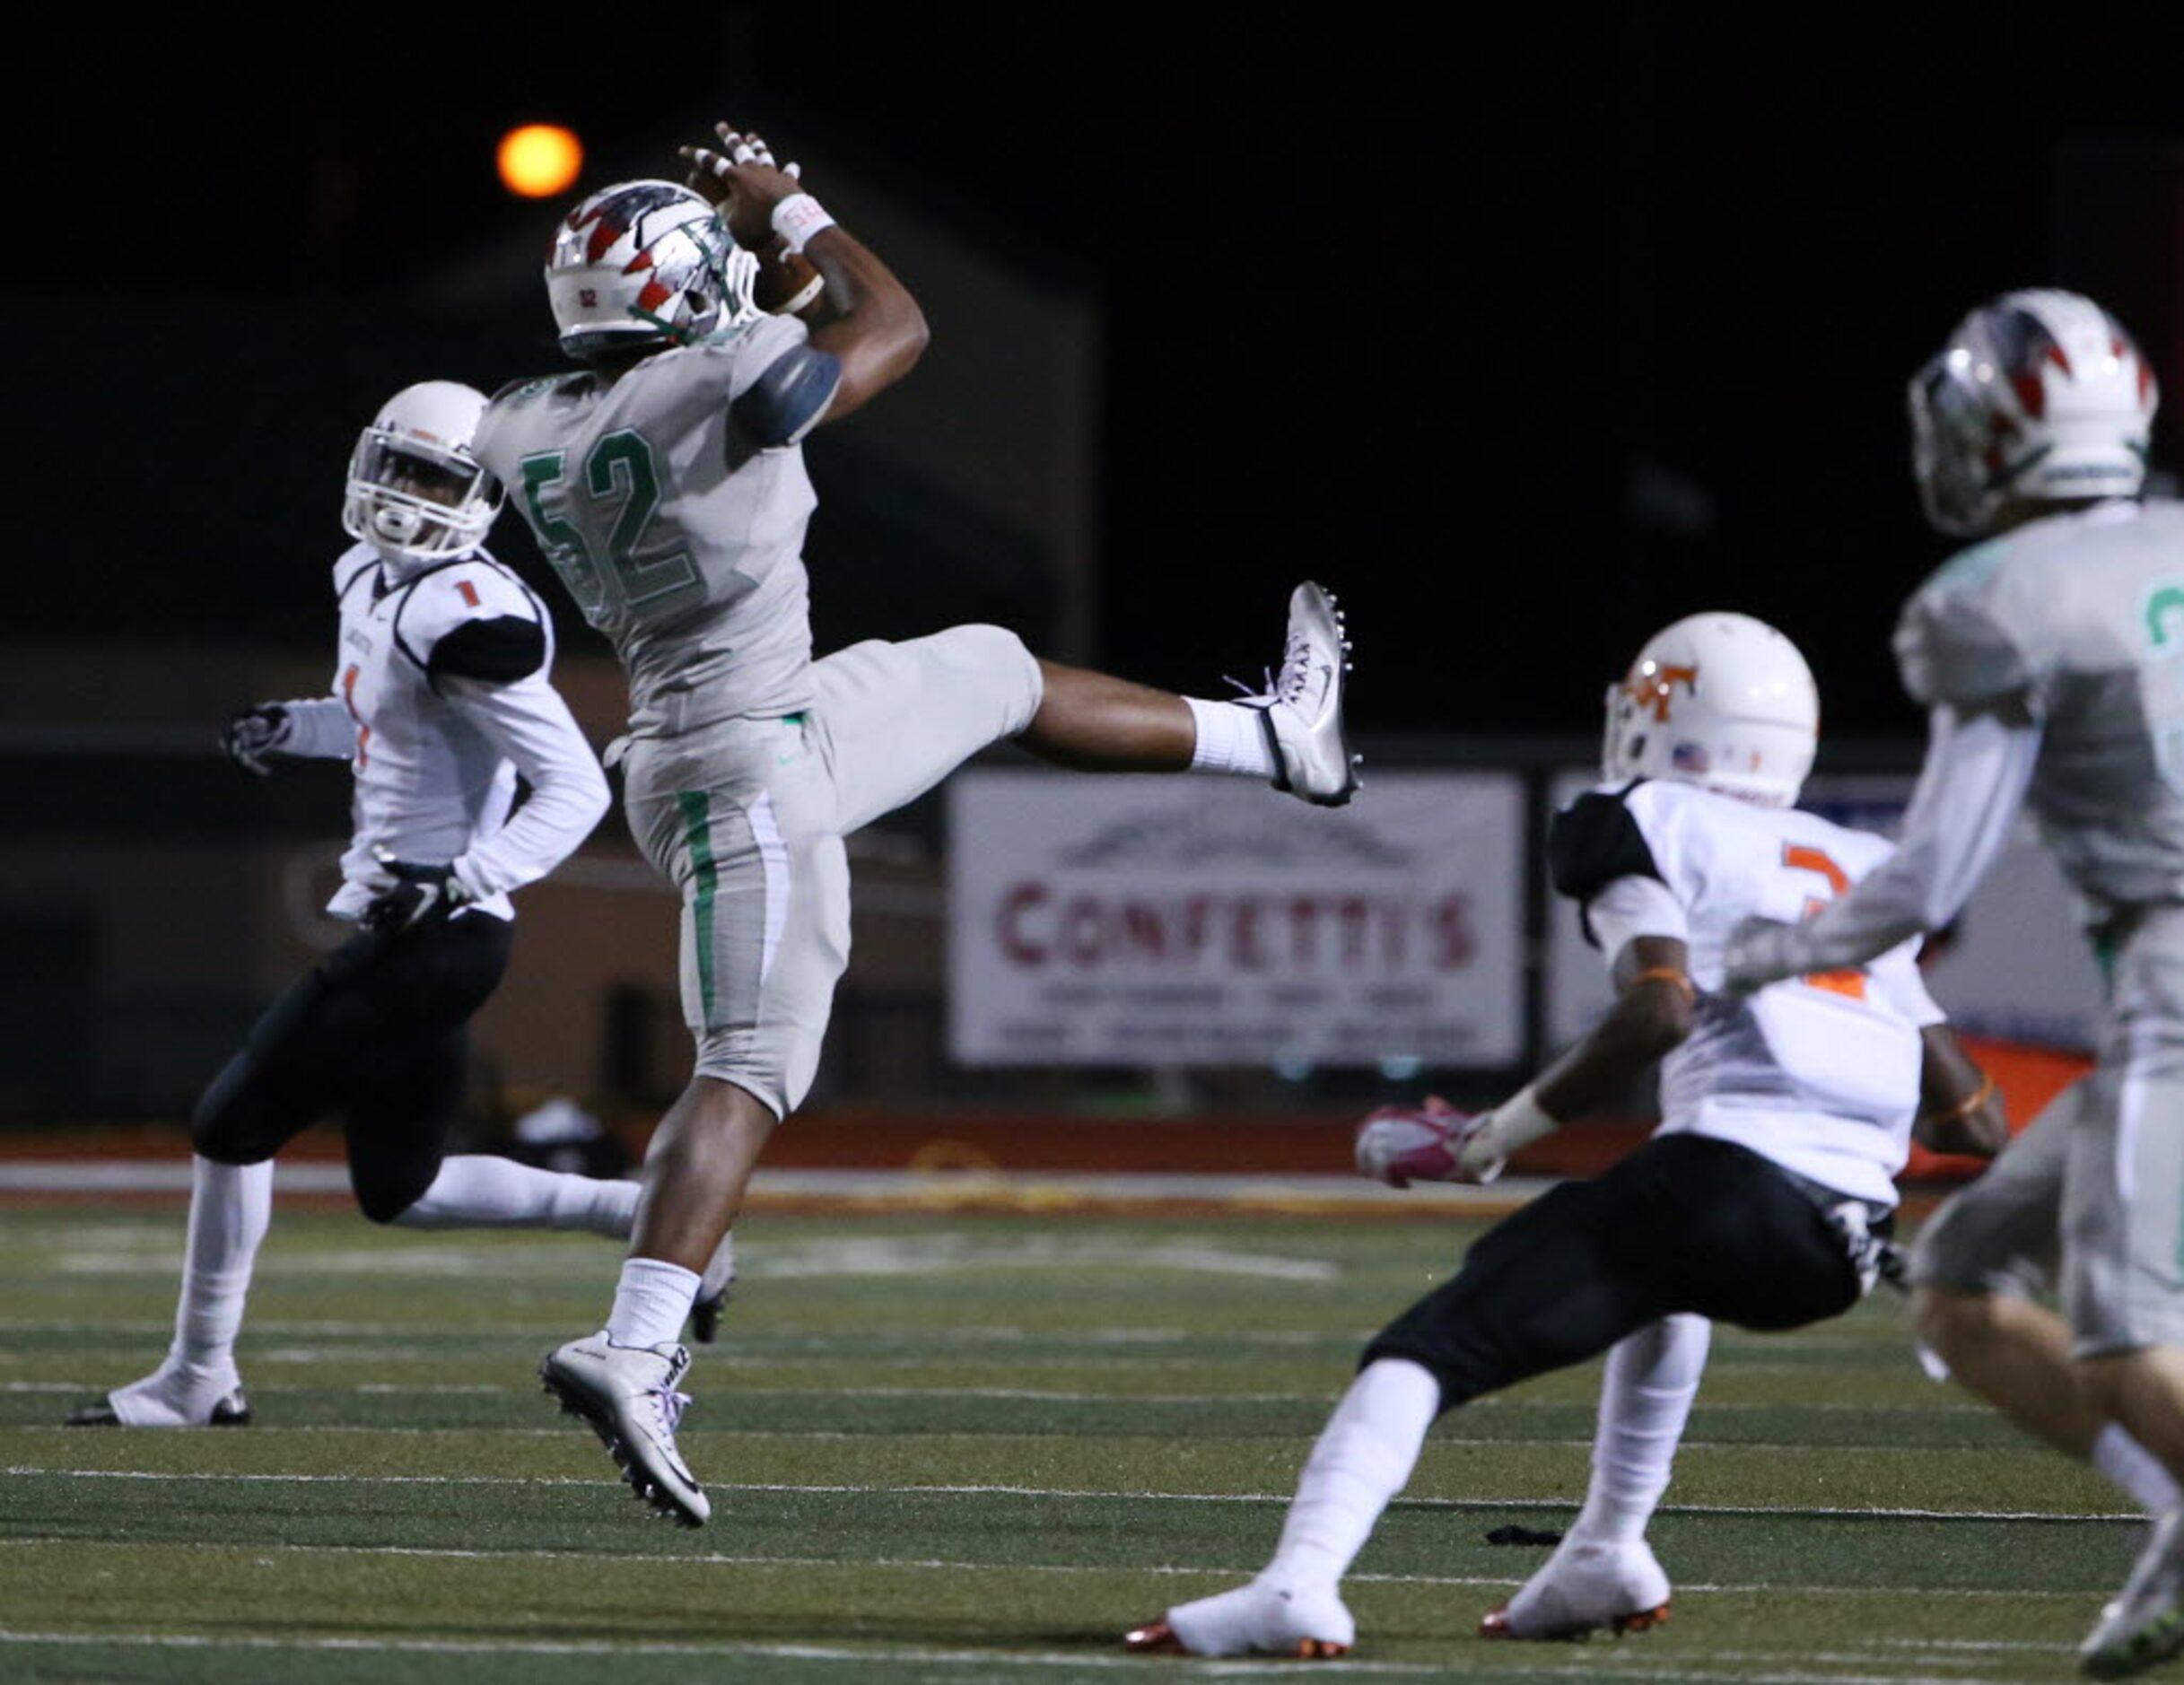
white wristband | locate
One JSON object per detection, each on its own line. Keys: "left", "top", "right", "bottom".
{"left": 1478, "top": 1085, "right": 1562, "bottom": 1161}
{"left": 771, "top": 193, "right": 836, "bottom": 255}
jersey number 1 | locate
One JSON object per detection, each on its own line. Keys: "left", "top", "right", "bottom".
{"left": 1781, "top": 844, "right": 1868, "bottom": 1001}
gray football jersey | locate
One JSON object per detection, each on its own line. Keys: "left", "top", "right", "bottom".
{"left": 1894, "top": 498, "right": 2184, "bottom": 916}
{"left": 476, "top": 313, "right": 818, "bottom": 737}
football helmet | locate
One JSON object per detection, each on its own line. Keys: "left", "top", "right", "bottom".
{"left": 1602, "top": 612, "right": 1818, "bottom": 808}
{"left": 546, "top": 179, "right": 759, "bottom": 362}
{"left": 341, "top": 380, "right": 502, "bottom": 569}
{"left": 1909, "top": 288, "right": 2157, "bottom": 537}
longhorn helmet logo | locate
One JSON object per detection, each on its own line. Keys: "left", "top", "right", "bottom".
{"left": 1624, "top": 663, "right": 1698, "bottom": 723}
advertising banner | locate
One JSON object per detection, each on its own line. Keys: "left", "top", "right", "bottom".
{"left": 949, "top": 771, "right": 1526, "bottom": 1067}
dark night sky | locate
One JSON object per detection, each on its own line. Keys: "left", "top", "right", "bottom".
{"left": 21, "top": 7, "right": 2184, "bottom": 749}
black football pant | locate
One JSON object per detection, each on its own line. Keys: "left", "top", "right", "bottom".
{"left": 191, "top": 912, "right": 514, "bottom": 1223}
{"left": 1363, "top": 1135, "right": 1875, "bottom": 1410}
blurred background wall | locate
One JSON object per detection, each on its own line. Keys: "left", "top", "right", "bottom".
{"left": 6, "top": 6, "right": 2183, "bottom": 1142}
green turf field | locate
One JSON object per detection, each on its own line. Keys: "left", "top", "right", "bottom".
{"left": 0, "top": 1203, "right": 2136, "bottom": 1681}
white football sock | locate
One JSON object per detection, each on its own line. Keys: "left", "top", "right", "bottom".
{"left": 606, "top": 1257, "right": 702, "bottom": 1350}
{"left": 1569, "top": 1314, "right": 1712, "bottom": 1545}
{"left": 391, "top": 1156, "right": 639, "bottom": 1237}
{"left": 108, "top": 1157, "right": 275, "bottom": 1421}
{"left": 2095, "top": 1422, "right": 2183, "bottom": 1514}
{"left": 1266, "top": 1358, "right": 1443, "bottom": 1590}
{"left": 1184, "top": 696, "right": 1279, "bottom": 779}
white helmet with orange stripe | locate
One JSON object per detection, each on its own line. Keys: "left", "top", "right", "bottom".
{"left": 1909, "top": 288, "right": 2157, "bottom": 537}
{"left": 1602, "top": 613, "right": 1819, "bottom": 808}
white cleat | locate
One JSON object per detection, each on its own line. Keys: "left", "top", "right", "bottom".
{"left": 539, "top": 1331, "right": 710, "bottom": 1526}
{"left": 2083, "top": 1508, "right": 2184, "bottom": 1678}
{"left": 65, "top": 1375, "right": 251, "bottom": 1428}
{"left": 1239, "top": 581, "right": 1359, "bottom": 808}
{"left": 1482, "top": 1536, "right": 1672, "bottom": 1641}
{"left": 1123, "top": 1575, "right": 1354, "bottom": 1658}
{"left": 689, "top": 1229, "right": 738, "bottom": 1344}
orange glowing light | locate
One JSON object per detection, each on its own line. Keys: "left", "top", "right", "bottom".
{"left": 498, "top": 125, "right": 583, "bottom": 198}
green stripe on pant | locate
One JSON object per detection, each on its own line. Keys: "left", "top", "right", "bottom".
{"left": 677, "top": 790, "right": 719, "bottom": 1023}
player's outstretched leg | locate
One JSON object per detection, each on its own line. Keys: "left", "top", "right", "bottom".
{"left": 1123, "top": 1358, "right": 1439, "bottom": 1656}
{"left": 1482, "top": 1314, "right": 1707, "bottom": 1640}
{"left": 66, "top": 1157, "right": 269, "bottom": 1427}
{"left": 1025, "top": 581, "right": 1358, "bottom": 807}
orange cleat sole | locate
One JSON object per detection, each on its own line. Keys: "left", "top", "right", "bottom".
{"left": 1121, "top": 1620, "right": 1350, "bottom": 1659}
{"left": 1480, "top": 1602, "right": 1671, "bottom": 1642}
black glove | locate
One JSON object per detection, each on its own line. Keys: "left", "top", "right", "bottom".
{"left": 222, "top": 703, "right": 292, "bottom": 778}
{"left": 363, "top": 847, "right": 469, "bottom": 934}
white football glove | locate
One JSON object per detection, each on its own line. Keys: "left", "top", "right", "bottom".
{"left": 1354, "top": 1096, "right": 1505, "bottom": 1189}
{"left": 222, "top": 703, "right": 293, "bottom": 778}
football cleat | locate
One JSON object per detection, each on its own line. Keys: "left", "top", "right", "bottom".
{"left": 539, "top": 1331, "right": 711, "bottom": 1526}
{"left": 1481, "top": 1537, "right": 1673, "bottom": 1642}
{"left": 1123, "top": 1576, "right": 1354, "bottom": 1658}
{"left": 1354, "top": 1096, "right": 1499, "bottom": 1187}
{"left": 689, "top": 1229, "right": 738, "bottom": 1344}
{"left": 64, "top": 1383, "right": 252, "bottom": 1428}
{"left": 2082, "top": 1507, "right": 2184, "bottom": 1678}
{"left": 1236, "top": 581, "right": 1359, "bottom": 808}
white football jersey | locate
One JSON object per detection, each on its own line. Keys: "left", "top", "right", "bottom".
{"left": 475, "top": 314, "right": 826, "bottom": 738}
{"left": 1549, "top": 779, "right": 1944, "bottom": 1206}
{"left": 275, "top": 544, "right": 605, "bottom": 922}
{"left": 1895, "top": 497, "right": 2184, "bottom": 919}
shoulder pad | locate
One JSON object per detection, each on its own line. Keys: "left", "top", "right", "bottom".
{"left": 333, "top": 543, "right": 379, "bottom": 602}
{"left": 729, "top": 341, "right": 843, "bottom": 449}
{"left": 1547, "top": 786, "right": 1665, "bottom": 904}
{"left": 392, "top": 562, "right": 546, "bottom": 684}
{"left": 1892, "top": 554, "right": 2033, "bottom": 707}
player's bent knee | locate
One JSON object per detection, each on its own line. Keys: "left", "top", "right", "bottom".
{"left": 351, "top": 1162, "right": 438, "bottom": 1227}
{"left": 936, "top": 623, "right": 1044, "bottom": 736}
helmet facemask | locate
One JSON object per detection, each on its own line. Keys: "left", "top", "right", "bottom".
{"left": 343, "top": 426, "right": 502, "bottom": 570}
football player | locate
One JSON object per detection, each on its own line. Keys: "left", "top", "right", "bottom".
{"left": 1724, "top": 290, "right": 2184, "bottom": 1678}
{"left": 1123, "top": 612, "right": 2002, "bottom": 1657}
{"left": 64, "top": 381, "right": 728, "bottom": 1429}
{"left": 470, "top": 124, "right": 1358, "bottom": 1526}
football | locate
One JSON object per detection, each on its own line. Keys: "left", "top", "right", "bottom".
{"left": 754, "top": 239, "right": 824, "bottom": 316}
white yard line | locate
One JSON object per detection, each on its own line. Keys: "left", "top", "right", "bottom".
{"left": 0, "top": 1628, "right": 2041, "bottom": 1683}
{"left": 0, "top": 1466, "right": 2139, "bottom": 1523}
{"left": 0, "top": 1534, "right": 2111, "bottom": 1605}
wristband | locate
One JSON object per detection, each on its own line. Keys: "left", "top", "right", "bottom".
{"left": 1629, "top": 965, "right": 1698, "bottom": 1003}
{"left": 1481, "top": 1085, "right": 1562, "bottom": 1157}
{"left": 771, "top": 193, "right": 837, "bottom": 255}
{"left": 1919, "top": 1074, "right": 1995, "bottom": 1129}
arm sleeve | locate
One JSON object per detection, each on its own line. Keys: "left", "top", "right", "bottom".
{"left": 438, "top": 673, "right": 611, "bottom": 902}
{"left": 1764, "top": 705, "right": 2042, "bottom": 976}
{"left": 729, "top": 342, "right": 843, "bottom": 448}
{"left": 277, "top": 696, "right": 357, "bottom": 760}
{"left": 1586, "top": 874, "right": 1691, "bottom": 968}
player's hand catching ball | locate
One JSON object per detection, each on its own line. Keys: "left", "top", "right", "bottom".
{"left": 680, "top": 121, "right": 808, "bottom": 253}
